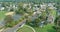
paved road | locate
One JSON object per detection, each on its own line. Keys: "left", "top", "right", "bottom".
{"left": 0, "top": 19, "right": 5, "bottom": 28}
{"left": 2, "top": 19, "right": 26, "bottom": 32}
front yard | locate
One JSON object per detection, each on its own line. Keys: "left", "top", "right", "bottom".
{"left": 0, "top": 11, "right": 7, "bottom": 20}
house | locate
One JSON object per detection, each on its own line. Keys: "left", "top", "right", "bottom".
{"left": 5, "top": 12, "right": 15, "bottom": 16}
{"left": 28, "top": 3, "right": 32, "bottom": 9}
{"left": 23, "top": 3, "right": 28, "bottom": 8}
{"left": 58, "top": 9, "right": 60, "bottom": 15}
{"left": 47, "top": 15, "right": 55, "bottom": 23}
{"left": 5, "top": 12, "right": 22, "bottom": 21}
{"left": 48, "top": 3, "right": 56, "bottom": 9}
{"left": 0, "top": 4, "right": 5, "bottom": 11}
{"left": 33, "top": 4, "right": 40, "bottom": 11}
{"left": 0, "top": 7, "right": 5, "bottom": 11}
{"left": 40, "top": 3, "right": 47, "bottom": 10}
{"left": 48, "top": 3, "right": 53, "bottom": 7}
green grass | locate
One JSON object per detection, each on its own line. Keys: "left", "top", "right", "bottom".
{"left": 50, "top": 9, "right": 56, "bottom": 17}
{"left": 33, "top": 24, "right": 56, "bottom": 32}
{"left": 17, "top": 25, "right": 34, "bottom": 32}
{"left": 0, "top": 11, "right": 7, "bottom": 20}
{"left": 17, "top": 24, "right": 56, "bottom": 32}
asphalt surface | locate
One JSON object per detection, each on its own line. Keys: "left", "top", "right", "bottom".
{"left": 2, "top": 19, "right": 26, "bottom": 32}
{"left": 0, "top": 19, "right": 5, "bottom": 28}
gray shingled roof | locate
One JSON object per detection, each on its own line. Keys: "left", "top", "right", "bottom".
{"left": 13, "top": 14, "right": 22, "bottom": 21}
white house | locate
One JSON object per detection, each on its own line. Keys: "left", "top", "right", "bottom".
{"left": 47, "top": 15, "right": 55, "bottom": 23}
{"left": 40, "top": 4, "right": 47, "bottom": 10}
{"left": 33, "top": 7, "right": 39, "bottom": 11}
{"left": 28, "top": 3, "right": 32, "bottom": 9}
{"left": 0, "top": 4, "right": 5, "bottom": 11}
{"left": 23, "top": 3, "right": 28, "bottom": 8}
{"left": 0, "top": 7, "right": 5, "bottom": 11}
{"left": 48, "top": 3, "right": 53, "bottom": 7}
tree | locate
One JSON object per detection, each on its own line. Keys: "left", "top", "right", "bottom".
{"left": 35, "top": 18, "right": 40, "bottom": 27}
{"left": 31, "top": 18, "right": 41, "bottom": 27}
{"left": 15, "top": 3, "right": 24, "bottom": 14}
{"left": 54, "top": 15, "right": 60, "bottom": 32}
{"left": 15, "top": 6, "right": 25, "bottom": 15}
{"left": 4, "top": 15, "right": 14, "bottom": 27}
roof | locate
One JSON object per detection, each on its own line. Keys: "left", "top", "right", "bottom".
{"left": 5, "top": 12, "right": 15, "bottom": 16}
{"left": 13, "top": 14, "right": 22, "bottom": 21}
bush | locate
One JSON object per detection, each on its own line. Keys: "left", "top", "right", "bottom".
{"left": 4, "top": 15, "right": 14, "bottom": 27}
{"left": 54, "top": 15, "right": 60, "bottom": 32}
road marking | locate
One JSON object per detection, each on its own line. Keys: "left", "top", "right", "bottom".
{"left": 25, "top": 25, "right": 36, "bottom": 32}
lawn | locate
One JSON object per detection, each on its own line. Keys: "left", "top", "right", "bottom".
{"left": 50, "top": 9, "right": 56, "bottom": 17}
{"left": 17, "top": 25, "right": 34, "bottom": 32}
{"left": 33, "top": 24, "right": 56, "bottom": 32}
{"left": 17, "top": 24, "right": 56, "bottom": 32}
{"left": 0, "top": 11, "right": 7, "bottom": 20}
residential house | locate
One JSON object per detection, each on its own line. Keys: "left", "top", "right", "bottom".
{"left": 0, "top": 4, "right": 5, "bottom": 11}
{"left": 40, "top": 3, "right": 47, "bottom": 10}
